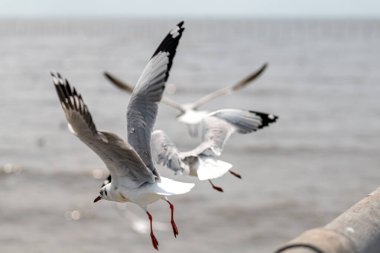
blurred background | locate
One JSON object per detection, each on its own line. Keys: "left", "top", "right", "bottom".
{"left": 0, "top": 0, "right": 380, "bottom": 252}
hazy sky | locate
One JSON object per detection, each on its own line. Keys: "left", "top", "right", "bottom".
{"left": 0, "top": 0, "right": 379, "bottom": 18}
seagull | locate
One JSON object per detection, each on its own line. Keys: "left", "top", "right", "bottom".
{"left": 99, "top": 175, "right": 170, "bottom": 234}
{"left": 104, "top": 63, "right": 268, "bottom": 136}
{"left": 151, "top": 109, "right": 278, "bottom": 192}
{"left": 52, "top": 21, "right": 195, "bottom": 251}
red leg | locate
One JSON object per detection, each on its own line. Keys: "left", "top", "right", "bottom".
{"left": 165, "top": 199, "right": 179, "bottom": 238}
{"left": 146, "top": 211, "right": 159, "bottom": 251}
{"left": 229, "top": 169, "right": 242, "bottom": 179}
{"left": 208, "top": 180, "right": 224, "bottom": 192}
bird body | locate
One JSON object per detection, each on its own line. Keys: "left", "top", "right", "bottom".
{"left": 52, "top": 21, "right": 190, "bottom": 250}
{"left": 99, "top": 176, "right": 194, "bottom": 206}
{"left": 152, "top": 109, "right": 278, "bottom": 191}
{"left": 186, "top": 156, "right": 233, "bottom": 180}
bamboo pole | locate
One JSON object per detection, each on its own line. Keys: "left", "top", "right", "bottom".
{"left": 274, "top": 187, "right": 380, "bottom": 253}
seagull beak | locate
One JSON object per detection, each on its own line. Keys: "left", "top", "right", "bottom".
{"left": 93, "top": 196, "right": 102, "bottom": 203}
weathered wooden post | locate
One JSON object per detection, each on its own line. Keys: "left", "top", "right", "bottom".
{"left": 274, "top": 187, "right": 380, "bottom": 253}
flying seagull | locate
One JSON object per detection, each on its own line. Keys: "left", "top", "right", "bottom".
{"left": 52, "top": 21, "right": 194, "bottom": 251}
{"left": 151, "top": 109, "right": 278, "bottom": 192}
{"left": 104, "top": 63, "right": 268, "bottom": 136}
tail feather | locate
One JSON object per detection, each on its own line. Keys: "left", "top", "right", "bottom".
{"left": 197, "top": 157, "right": 232, "bottom": 181}
{"left": 155, "top": 177, "right": 195, "bottom": 196}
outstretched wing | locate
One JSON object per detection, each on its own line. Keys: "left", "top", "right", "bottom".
{"left": 191, "top": 63, "right": 268, "bottom": 109}
{"left": 103, "top": 71, "right": 184, "bottom": 112}
{"left": 151, "top": 130, "right": 184, "bottom": 174}
{"left": 198, "top": 109, "right": 278, "bottom": 156}
{"left": 127, "top": 21, "right": 185, "bottom": 178}
{"left": 52, "top": 73, "right": 155, "bottom": 187}
{"left": 104, "top": 71, "right": 134, "bottom": 93}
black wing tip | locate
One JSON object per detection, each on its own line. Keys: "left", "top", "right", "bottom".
{"left": 250, "top": 63, "right": 268, "bottom": 79}
{"left": 103, "top": 71, "right": 116, "bottom": 83}
{"left": 50, "top": 72, "right": 57, "bottom": 79}
{"left": 177, "top": 20, "right": 184, "bottom": 28}
{"left": 103, "top": 71, "right": 111, "bottom": 78}
{"left": 260, "top": 63, "right": 268, "bottom": 72}
{"left": 103, "top": 71, "right": 114, "bottom": 82}
{"left": 50, "top": 72, "right": 64, "bottom": 83}
{"left": 51, "top": 72, "right": 75, "bottom": 104}
{"left": 249, "top": 110, "right": 279, "bottom": 129}
{"left": 50, "top": 72, "right": 70, "bottom": 87}
{"left": 51, "top": 72, "right": 97, "bottom": 133}
{"left": 152, "top": 21, "right": 185, "bottom": 58}
{"left": 172, "top": 20, "right": 185, "bottom": 36}
{"left": 148, "top": 21, "right": 185, "bottom": 85}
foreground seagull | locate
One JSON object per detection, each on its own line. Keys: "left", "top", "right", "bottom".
{"left": 104, "top": 63, "right": 267, "bottom": 136}
{"left": 151, "top": 109, "right": 278, "bottom": 192}
{"left": 52, "top": 21, "right": 194, "bottom": 250}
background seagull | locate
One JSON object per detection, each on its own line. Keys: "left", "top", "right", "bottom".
{"left": 151, "top": 109, "right": 278, "bottom": 192}
{"left": 52, "top": 21, "right": 194, "bottom": 251}
{"left": 104, "top": 63, "right": 268, "bottom": 136}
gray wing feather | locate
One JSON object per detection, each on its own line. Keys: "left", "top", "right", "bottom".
{"left": 104, "top": 71, "right": 134, "bottom": 93}
{"left": 198, "top": 116, "right": 235, "bottom": 156}
{"left": 52, "top": 73, "right": 155, "bottom": 187}
{"left": 191, "top": 63, "right": 268, "bottom": 110}
{"left": 127, "top": 22, "right": 185, "bottom": 178}
{"left": 151, "top": 130, "right": 184, "bottom": 173}
{"left": 199, "top": 109, "right": 278, "bottom": 156}
{"left": 209, "top": 109, "right": 278, "bottom": 134}
{"left": 104, "top": 71, "right": 185, "bottom": 113}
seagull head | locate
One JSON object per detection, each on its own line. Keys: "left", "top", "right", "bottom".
{"left": 93, "top": 183, "right": 112, "bottom": 203}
